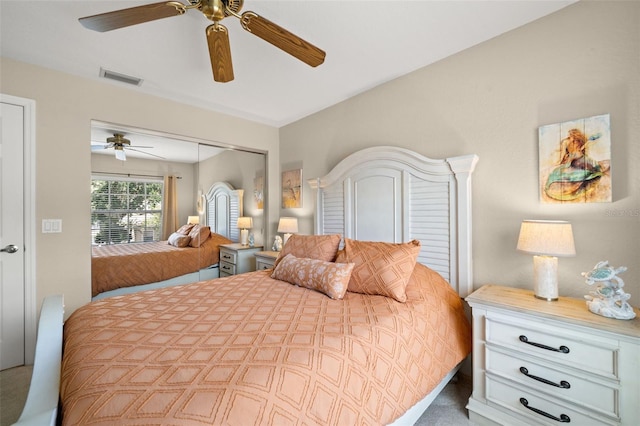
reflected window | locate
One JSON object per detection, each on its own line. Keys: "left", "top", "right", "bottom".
{"left": 91, "top": 176, "right": 163, "bottom": 245}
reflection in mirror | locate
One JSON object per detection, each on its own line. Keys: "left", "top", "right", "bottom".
{"left": 90, "top": 120, "right": 267, "bottom": 300}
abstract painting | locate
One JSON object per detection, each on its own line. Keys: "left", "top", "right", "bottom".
{"left": 281, "top": 169, "right": 302, "bottom": 208}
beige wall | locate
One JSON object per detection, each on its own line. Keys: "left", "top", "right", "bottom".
{"left": 280, "top": 1, "right": 640, "bottom": 306}
{"left": 0, "top": 57, "right": 280, "bottom": 316}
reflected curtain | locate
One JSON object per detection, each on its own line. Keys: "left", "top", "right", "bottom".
{"left": 162, "top": 175, "right": 178, "bottom": 240}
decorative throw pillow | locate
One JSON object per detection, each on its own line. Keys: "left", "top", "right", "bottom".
{"left": 273, "top": 234, "right": 341, "bottom": 268}
{"left": 337, "top": 239, "right": 421, "bottom": 302}
{"left": 168, "top": 232, "right": 191, "bottom": 248}
{"left": 271, "top": 254, "right": 354, "bottom": 300}
{"left": 188, "top": 225, "right": 211, "bottom": 248}
{"left": 176, "top": 223, "right": 195, "bottom": 235}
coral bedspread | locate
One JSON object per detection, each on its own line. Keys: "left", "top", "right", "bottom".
{"left": 91, "top": 233, "right": 232, "bottom": 296}
{"left": 62, "top": 264, "right": 471, "bottom": 425}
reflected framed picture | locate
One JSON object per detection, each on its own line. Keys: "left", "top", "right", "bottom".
{"left": 282, "top": 169, "right": 302, "bottom": 208}
{"left": 538, "top": 113, "right": 611, "bottom": 203}
{"left": 253, "top": 176, "right": 264, "bottom": 209}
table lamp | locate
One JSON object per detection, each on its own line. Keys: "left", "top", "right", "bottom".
{"left": 237, "top": 217, "right": 253, "bottom": 246}
{"left": 187, "top": 215, "right": 199, "bottom": 225}
{"left": 277, "top": 217, "right": 298, "bottom": 245}
{"left": 517, "top": 220, "right": 576, "bottom": 301}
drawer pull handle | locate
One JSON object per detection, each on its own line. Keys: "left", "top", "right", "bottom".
{"left": 520, "top": 398, "right": 570, "bottom": 423}
{"left": 222, "top": 254, "right": 231, "bottom": 259}
{"left": 519, "top": 367, "right": 571, "bottom": 389}
{"left": 519, "top": 335, "right": 570, "bottom": 353}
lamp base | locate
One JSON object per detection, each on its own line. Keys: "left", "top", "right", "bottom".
{"left": 533, "top": 255, "right": 559, "bottom": 301}
{"left": 283, "top": 233, "right": 292, "bottom": 245}
{"left": 240, "top": 229, "right": 249, "bottom": 246}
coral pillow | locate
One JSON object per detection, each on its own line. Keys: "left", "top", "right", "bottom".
{"left": 271, "top": 254, "right": 354, "bottom": 300}
{"left": 273, "top": 234, "right": 341, "bottom": 268}
{"left": 337, "top": 239, "right": 421, "bottom": 302}
{"left": 188, "top": 225, "right": 211, "bottom": 248}
{"left": 168, "top": 232, "right": 191, "bottom": 248}
{"left": 176, "top": 224, "right": 195, "bottom": 235}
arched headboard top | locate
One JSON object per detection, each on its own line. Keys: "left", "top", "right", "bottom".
{"left": 309, "top": 146, "right": 478, "bottom": 297}
{"left": 205, "top": 181, "right": 244, "bottom": 243}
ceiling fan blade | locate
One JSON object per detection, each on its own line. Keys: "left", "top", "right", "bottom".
{"left": 115, "top": 149, "right": 127, "bottom": 161}
{"left": 91, "top": 144, "right": 110, "bottom": 151}
{"left": 240, "top": 12, "right": 325, "bottom": 67}
{"left": 206, "top": 24, "right": 234, "bottom": 83}
{"left": 127, "top": 148, "right": 167, "bottom": 160}
{"left": 79, "top": 1, "right": 186, "bottom": 32}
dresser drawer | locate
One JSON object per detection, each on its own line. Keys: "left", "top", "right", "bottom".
{"left": 486, "top": 312, "right": 619, "bottom": 379}
{"left": 486, "top": 375, "right": 618, "bottom": 426}
{"left": 219, "top": 261, "right": 236, "bottom": 276}
{"left": 256, "top": 260, "right": 273, "bottom": 270}
{"left": 219, "top": 249, "right": 237, "bottom": 265}
{"left": 487, "top": 347, "right": 618, "bottom": 418}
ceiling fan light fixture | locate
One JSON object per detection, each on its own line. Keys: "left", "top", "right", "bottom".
{"left": 114, "top": 147, "right": 127, "bottom": 161}
{"left": 99, "top": 67, "right": 144, "bottom": 86}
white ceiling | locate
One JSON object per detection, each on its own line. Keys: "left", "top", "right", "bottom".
{"left": 1, "top": 0, "right": 576, "bottom": 130}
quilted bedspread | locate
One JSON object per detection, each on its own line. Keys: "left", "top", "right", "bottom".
{"left": 62, "top": 264, "right": 471, "bottom": 425}
{"left": 91, "top": 233, "right": 232, "bottom": 296}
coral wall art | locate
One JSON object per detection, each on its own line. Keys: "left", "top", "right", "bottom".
{"left": 539, "top": 114, "right": 611, "bottom": 203}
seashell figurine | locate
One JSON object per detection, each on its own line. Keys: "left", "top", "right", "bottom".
{"left": 272, "top": 235, "right": 283, "bottom": 252}
{"left": 582, "top": 261, "right": 636, "bottom": 320}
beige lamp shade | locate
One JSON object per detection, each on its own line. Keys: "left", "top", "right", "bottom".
{"left": 187, "top": 215, "right": 200, "bottom": 225}
{"left": 517, "top": 220, "right": 575, "bottom": 257}
{"left": 237, "top": 217, "right": 253, "bottom": 229}
{"left": 277, "top": 217, "right": 298, "bottom": 234}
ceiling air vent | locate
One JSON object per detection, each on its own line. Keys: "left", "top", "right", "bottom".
{"left": 99, "top": 68, "right": 143, "bottom": 86}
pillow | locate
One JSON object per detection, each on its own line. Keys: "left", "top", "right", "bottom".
{"left": 188, "top": 225, "right": 211, "bottom": 248}
{"left": 273, "top": 234, "right": 341, "bottom": 268}
{"left": 336, "top": 239, "right": 421, "bottom": 302}
{"left": 271, "top": 254, "right": 354, "bottom": 300}
{"left": 176, "top": 223, "right": 195, "bottom": 235}
{"left": 168, "top": 232, "right": 191, "bottom": 248}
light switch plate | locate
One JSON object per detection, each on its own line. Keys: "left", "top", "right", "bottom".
{"left": 42, "top": 219, "right": 62, "bottom": 233}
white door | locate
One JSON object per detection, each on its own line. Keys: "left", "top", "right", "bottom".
{"left": 1, "top": 100, "right": 26, "bottom": 370}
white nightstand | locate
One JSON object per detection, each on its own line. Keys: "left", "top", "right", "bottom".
{"left": 219, "top": 243, "right": 263, "bottom": 277}
{"left": 466, "top": 285, "right": 640, "bottom": 426}
{"left": 254, "top": 251, "right": 280, "bottom": 270}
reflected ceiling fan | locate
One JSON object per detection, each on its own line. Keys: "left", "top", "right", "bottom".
{"left": 79, "top": 0, "right": 326, "bottom": 83}
{"left": 91, "top": 133, "right": 165, "bottom": 161}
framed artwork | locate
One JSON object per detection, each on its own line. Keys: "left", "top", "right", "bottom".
{"left": 253, "top": 176, "right": 264, "bottom": 209}
{"left": 538, "top": 113, "right": 611, "bottom": 203}
{"left": 281, "top": 169, "right": 302, "bottom": 208}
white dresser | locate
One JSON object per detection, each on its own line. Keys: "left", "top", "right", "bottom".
{"left": 219, "top": 243, "right": 262, "bottom": 277}
{"left": 466, "top": 285, "right": 640, "bottom": 426}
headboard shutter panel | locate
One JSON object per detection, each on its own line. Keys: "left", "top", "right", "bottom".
{"left": 310, "top": 146, "right": 478, "bottom": 297}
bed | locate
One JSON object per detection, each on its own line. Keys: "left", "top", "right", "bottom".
{"left": 91, "top": 182, "right": 241, "bottom": 299}
{"left": 15, "top": 146, "right": 479, "bottom": 426}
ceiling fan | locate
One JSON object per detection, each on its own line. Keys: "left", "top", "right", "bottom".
{"left": 79, "top": 0, "right": 326, "bottom": 83}
{"left": 91, "top": 133, "right": 165, "bottom": 161}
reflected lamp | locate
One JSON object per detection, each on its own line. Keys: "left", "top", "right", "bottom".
{"left": 237, "top": 217, "right": 253, "bottom": 246}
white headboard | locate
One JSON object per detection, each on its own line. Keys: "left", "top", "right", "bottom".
{"left": 309, "top": 146, "right": 478, "bottom": 297}
{"left": 205, "top": 181, "right": 243, "bottom": 242}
